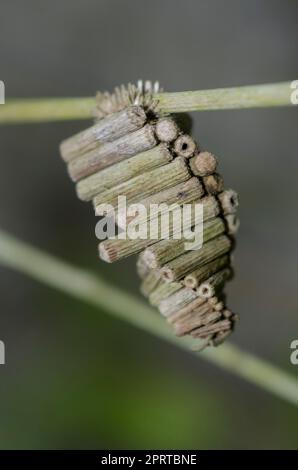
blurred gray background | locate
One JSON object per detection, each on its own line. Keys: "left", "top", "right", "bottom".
{"left": 0, "top": 0, "right": 297, "bottom": 449}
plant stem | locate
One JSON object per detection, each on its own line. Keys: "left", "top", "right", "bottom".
{"left": 157, "top": 81, "right": 294, "bottom": 113}
{"left": 0, "top": 97, "right": 95, "bottom": 124}
{"left": 0, "top": 228, "right": 297, "bottom": 406}
{"left": 0, "top": 81, "right": 294, "bottom": 124}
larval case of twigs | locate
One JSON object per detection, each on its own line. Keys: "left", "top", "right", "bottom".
{"left": 59, "top": 81, "right": 239, "bottom": 349}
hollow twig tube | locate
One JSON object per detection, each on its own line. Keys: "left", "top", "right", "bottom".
{"left": 171, "top": 301, "right": 211, "bottom": 330}
{"left": 76, "top": 144, "right": 172, "bottom": 201}
{"left": 93, "top": 157, "right": 190, "bottom": 213}
{"left": 140, "top": 270, "right": 161, "bottom": 297}
{"left": 68, "top": 124, "right": 157, "bottom": 181}
{"left": 143, "top": 216, "right": 225, "bottom": 269}
{"left": 202, "top": 173, "right": 224, "bottom": 194}
{"left": 167, "top": 297, "right": 207, "bottom": 325}
{"left": 98, "top": 238, "right": 145, "bottom": 263}
{"left": 155, "top": 117, "right": 179, "bottom": 142}
{"left": 184, "top": 254, "right": 230, "bottom": 289}
{"left": 225, "top": 214, "right": 240, "bottom": 235}
{"left": 98, "top": 198, "right": 218, "bottom": 263}
{"left": 148, "top": 280, "right": 182, "bottom": 306}
{"left": 116, "top": 177, "right": 203, "bottom": 229}
{"left": 211, "top": 330, "right": 232, "bottom": 346}
{"left": 161, "top": 234, "right": 232, "bottom": 282}
{"left": 218, "top": 189, "right": 239, "bottom": 214}
{"left": 137, "top": 195, "right": 219, "bottom": 245}
{"left": 173, "top": 305, "right": 212, "bottom": 337}
{"left": 158, "top": 287, "right": 198, "bottom": 317}
{"left": 191, "top": 319, "right": 231, "bottom": 339}
{"left": 213, "top": 300, "right": 225, "bottom": 312}
{"left": 196, "top": 267, "right": 232, "bottom": 298}
{"left": 60, "top": 106, "right": 147, "bottom": 162}
{"left": 174, "top": 306, "right": 222, "bottom": 337}
{"left": 136, "top": 252, "right": 149, "bottom": 280}
{"left": 173, "top": 134, "right": 197, "bottom": 158}
{"left": 207, "top": 297, "right": 226, "bottom": 311}
{"left": 189, "top": 152, "right": 218, "bottom": 176}
{"left": 208, "top": 296, "right": 220, "bottom": 307}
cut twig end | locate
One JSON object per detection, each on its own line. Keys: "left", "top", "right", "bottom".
{"left": 98, "top": 242, "right": 118, "bottom": 263}
{"left": 219, "top": 189, "right": 239, "bottom": 214}
{"left": 189, "top": 151, "right": 218, "bottom": 177}
{"left": 173, "top": 134, "right": 197, "bottom": 158}
{"left": 155, "top": 117, "right": 179, "bottom": 142}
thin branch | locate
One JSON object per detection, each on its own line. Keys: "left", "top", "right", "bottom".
{"left": 0, "top": 81, "right": 295, "bottom": 124}
{"left": 0, "top": 228, "right": 297, "bottom": 406}
{"left": 156, "top": 81, "right": 294, "bottom": 113}
{"left": 0, "top": 97, "right": 95, "bottom": 124}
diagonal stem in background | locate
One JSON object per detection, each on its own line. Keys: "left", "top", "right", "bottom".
{"left": 0, "top": 229, "right": 297, "bottom": 406}
{"left": 0, "top": 81, "right": 295, "bottom": 124}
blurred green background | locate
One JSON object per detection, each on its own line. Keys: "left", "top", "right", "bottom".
{"left": 0, "top": 0, "right": 298, "bottom": 449}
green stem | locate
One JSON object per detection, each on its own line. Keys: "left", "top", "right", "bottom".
{"left": 157, "top": 81, "right": 294, "bottom": 113}
{"left": 0, "top": 228, "right": 297, "bottom": 406}
{"left": 0, "top": 81, "right": 295, "bottom": 124}
{"left": 0, "top": 97, "right": 95, "bottom": 124}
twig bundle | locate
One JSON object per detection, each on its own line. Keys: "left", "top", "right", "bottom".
{"left": 59, "top": 81, "right": 240, "bottom": 350}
